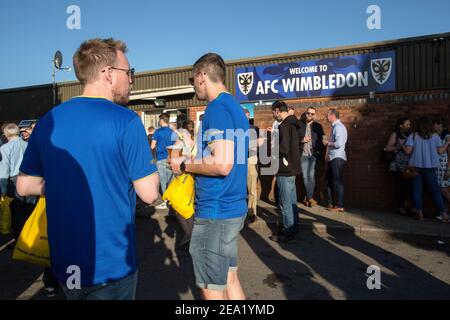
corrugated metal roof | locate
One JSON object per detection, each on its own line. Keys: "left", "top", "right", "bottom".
{"left": 5, "top": 31, "right": 450, "bottom": 111}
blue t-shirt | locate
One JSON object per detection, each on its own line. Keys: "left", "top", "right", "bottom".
{"left": 406, "top": 133, "right": 442, "bottom": 168}
{"left": 152, "top": 126, "right": 176, "bottom": 161}
{"left": 194, "top": 92, "right": 249, "bottom": 220}
{"left": 20, "top": 97, "right": 157, "bottom": 286}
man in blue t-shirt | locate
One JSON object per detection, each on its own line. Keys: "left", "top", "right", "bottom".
{"left": 169, "top": 53, "right": 249, "bottom": 300}
{"left": 151, "top": 112, "right": 176, "bottom": 209}
{"left": 16, "top": 38, "right": 160, "bottom": 300}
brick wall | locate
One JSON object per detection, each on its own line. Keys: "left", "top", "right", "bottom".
{"left": 254, "top": 90, "right": 450, "bottom": 211}
{"left": 188, "top": 105, "right": 206, "bottom": 124}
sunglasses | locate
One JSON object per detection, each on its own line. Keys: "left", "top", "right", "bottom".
{"left": 307, "top": 112, "right": 316, "bottom": 116}
{"left": 188, "top": 71, "right": 205, "bottom": 85}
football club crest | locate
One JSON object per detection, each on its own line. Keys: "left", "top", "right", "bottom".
{"left": 370, "top": 58, "right": 392, "bottom": 85}
{"left": 237, "top": 72, "right": 254, "bottom": 95}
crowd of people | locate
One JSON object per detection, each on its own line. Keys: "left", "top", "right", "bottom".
{"left": 0, "top": 121, "right": 60, "bottom": 297}
{"left": 241, "top": 103, "right": 450, "bottom": 244}
{"left": 384, "top": 116, "right": 450, "bottom": 222}
{"left": 0, "top": 37, "right": 449, "bottom": 301}
{"left": 246, "top": 102, "right": 349, "bottom": 243}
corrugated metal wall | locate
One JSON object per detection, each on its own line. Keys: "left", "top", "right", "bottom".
{"left": 397, "top": 37, "right": 450, "bottom": 91}
{"left": 53, "top": 32, "right": 450, "bottom": 110}
{"left": 0, "top": 84, "right": 54, "bottom": 122}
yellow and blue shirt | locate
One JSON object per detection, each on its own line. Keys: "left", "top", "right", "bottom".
{"left": 194, "top": 92, "right": 249, "bottom": 220}
{"left": 20, "top": 97, "right": 157, "bottom": 286}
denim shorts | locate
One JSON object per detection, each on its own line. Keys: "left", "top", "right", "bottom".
{"left": 189, "top": 215, "right": 246, "bottom": 291}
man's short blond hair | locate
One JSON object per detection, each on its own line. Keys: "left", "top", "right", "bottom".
{"left": 73, "top": 38, "right": 128, "bottom": 86}
{"left": 3, "top": 123, "right": 20, "bottom": 138}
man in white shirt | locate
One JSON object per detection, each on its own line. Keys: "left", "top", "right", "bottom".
{"left": 323, "top": 109, "right": 348, "bottom": 212}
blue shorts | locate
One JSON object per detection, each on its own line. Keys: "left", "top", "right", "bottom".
{"left": 189, "top": 215, "right": 246, "bottom": 291}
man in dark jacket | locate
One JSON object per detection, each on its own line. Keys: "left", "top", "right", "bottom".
{"left": 297, "top": 107, "right": 325, "bottom": 207}
{"left": 269, "top": 101, "right": 301, "bottom": 243}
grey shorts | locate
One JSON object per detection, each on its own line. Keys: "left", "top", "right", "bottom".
{"left": 189, "top": 215, "right": 246, "bottom": 291}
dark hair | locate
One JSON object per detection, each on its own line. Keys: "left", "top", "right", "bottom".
{"left": 193, "top": 53, "right": 226, "bottom": 83}
{"left": 272, "top": 100, "right": 288, "bottom": 112}
{"left": 306, "top": 106, "right": 316, "bottom": 112}
{"left": 182, "top": 120, "right": 194, "bottom": 130}
{"left": 328, "top": 108, "right": 339, "bottom": 119}
{"left": 432, "top": 116, "right": 448, "bottom": 139}
{"left": 416, "top": 116, "right": 434, "bottom": 139}
{"left": 176, "top": 113, "right": 187, "bottom": 130}
{"left": 300, "top": 112, "right": 307, "bottom": 123}
{"left": 159, "top": 113, "right": 170, "bottom": 124}
{"left": 432, "top": 117, "right": 447, "bottom": 128}
{"left": 182, "top": 120, "right": 195, "bottom": 137}
{"left": 394, "top": 117, "right": 410, "bottom": 137}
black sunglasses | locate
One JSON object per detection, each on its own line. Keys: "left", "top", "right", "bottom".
{"left": 307, "top": 112, "right": 316, "bottom": 115}
{"left": 188, "top": 71, "right": 204, "bottom": 85}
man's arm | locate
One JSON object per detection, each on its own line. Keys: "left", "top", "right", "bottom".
{"left": 151, "top": 140, "right": 157, "bottom": 150}
{"left": 169, "top": 140, "right": 234, "bottom": 176}
{"left": 133, "top": 172, "right": 160, "bottom": 204}
{"left": 316, "top": 123, "right": 325, "bottom": 154}
{"left": 248, "top": 127, "right": 259, "bottom": 153}
{"left": 16, "top": 173, "right": 45, "bottom": 196}
{"left": 279, "top": 124, "right": 290, "bottom": 157}
{"left": 328, "top": 125, "right": 347, "bottom": 149}
{"left": 297, "top": 122, "right": 306, "bottom": 141}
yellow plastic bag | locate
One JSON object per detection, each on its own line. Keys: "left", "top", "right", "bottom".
{"left": 0, "top": 196, "right": 13, "bottom": 235}
{"left": 162, "top": 173, "right": 195, "bottom": 219}
{"left": 12, "top": 196, "right": 50, "bottom": 267}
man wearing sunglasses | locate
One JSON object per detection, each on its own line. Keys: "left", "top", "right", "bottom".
{"left": 298, "top": 107, "right": 325, "bottom": 207}
{"left": 169, "top": 53, "right": 249, "bottom": 300}
{"left": 17, "top": 38, "right": 159, "bottom": 300}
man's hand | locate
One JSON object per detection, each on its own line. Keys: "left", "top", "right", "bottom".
{"left": 168, "top": 156, "right": 188, "bottom": 175}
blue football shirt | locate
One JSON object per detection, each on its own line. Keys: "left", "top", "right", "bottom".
{"left": 20, "top": 97, "right": 158, "bottom": 286}
{"left": 194, "top": 92, "right": 249, "bottom": 220}
{"left": 152, "top": 126, "right": 176, "bottom": 161}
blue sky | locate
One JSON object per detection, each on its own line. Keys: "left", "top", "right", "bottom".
{"left": 1, "top": 0, "right": 449, "bottom": 90}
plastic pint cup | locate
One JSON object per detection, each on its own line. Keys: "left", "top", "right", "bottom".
{"left": 167, "top": 144, "right": 183, "bottom": 159}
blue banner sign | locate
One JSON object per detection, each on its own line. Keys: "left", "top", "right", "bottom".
{"left": 235, "top": 50, "right": 396, "bottom": 102}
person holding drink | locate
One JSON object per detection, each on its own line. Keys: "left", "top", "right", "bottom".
{"left": 323, "top": 109, "right": 348, "bottom": 212}
{"left": 297, "top": 107, "right": 325, "bottom": 207}
{"left": 167, "top": 120, "right": 196, "bottom": 248}
{"left": 151, "top": 113, "right": 176, "bottom": 210}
